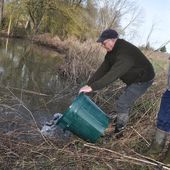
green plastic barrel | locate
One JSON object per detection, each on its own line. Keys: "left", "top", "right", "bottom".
{"left": 57, "top": 93, "right": 110, "bottom": 143}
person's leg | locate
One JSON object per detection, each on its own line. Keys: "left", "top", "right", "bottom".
{"left": 163, "top": 135, "right": 170, "bottom": 163}
{"left": 146, "top": 128, "right": 167, "bottom": 158}
{"left": 146, "top": 89, "right": 170, "bottom": 158}
{"left": 115, "top": 80, "right": 153, "bottom": 134}
{"left": 167, "top": 61, "right": 170, "bottom": 91}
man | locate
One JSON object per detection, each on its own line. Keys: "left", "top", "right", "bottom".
{"left": 79, "top": 29, "right": 155, "bottom": 137}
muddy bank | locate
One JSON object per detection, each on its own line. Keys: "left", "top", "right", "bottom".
{"left": 30, "top": 34, "right": 69, "bottom": 54}
{"left": 1, "top": 32, "right": 170, "bottom": 169}
{"left": 0, "top": 32, "right": 71, "bottom": 54}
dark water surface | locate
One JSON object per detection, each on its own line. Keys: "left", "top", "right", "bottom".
{"left": 0, "top": 38, "right": 75, "bottom": 141}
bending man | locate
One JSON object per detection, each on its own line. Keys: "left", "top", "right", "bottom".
{"left": 79, "top": 29, "right": 155, "bottom": 137}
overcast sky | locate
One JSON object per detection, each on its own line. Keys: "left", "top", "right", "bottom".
{"left": 134, "top": 0, "right": 170, "bottom": 52}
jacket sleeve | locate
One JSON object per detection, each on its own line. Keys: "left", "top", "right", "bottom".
{"left": 87, "top": 57, "right": 110, "bottom": 85}
{"left": 89, "top": 56, "right": 134, "bottom": 91}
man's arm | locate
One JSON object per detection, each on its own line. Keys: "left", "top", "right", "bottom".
{"left": 87, "top": 57, "right": 110, "bottom": 85}
{"left": 89, "top": 56, "right": 134, "bottom": 91}
{"left": 79, "top": 56, "right": 110, "bottom": 94}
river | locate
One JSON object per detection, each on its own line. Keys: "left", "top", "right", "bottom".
{"left": 0, "top": 37, "right": 76, "bottom": 141}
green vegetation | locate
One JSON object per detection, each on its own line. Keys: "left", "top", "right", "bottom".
{"left": 0, "top": 0, "right": 99, "bottom": 39}
{"left": 160, "top": 46, "right": 167, "bottom": 53}
{"left": 0, "top": 0, "right": 170, "bottom": 170}
{"left": 0, "top": 37, "right": 169, "bottom": 169}
{"left": 0, "top": 0, "right": 142, "bottom": 41}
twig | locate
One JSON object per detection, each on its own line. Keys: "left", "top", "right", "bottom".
{"left": 132, "top": 149, "right": 167, "bottom": 167}
{"left": 0, "top": 104, "right": 17, "bottom": 112}
{"left": 130, "top": 126, "right": 150, "bottom": 146}
{"left": 84, "top": 143, "right": 170, "bottom": 170}
{"left": 7, "top": 86, "right": 50, "bottom": 96}
{"left": 5, "top": 87, "right": 60, "bottom": 149}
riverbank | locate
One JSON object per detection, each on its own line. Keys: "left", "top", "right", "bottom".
{"left": 0, "top": 33, "right": 170, "bottom": 169}
{"left": 0, "top": 31, "right": 68, "bottom": 54}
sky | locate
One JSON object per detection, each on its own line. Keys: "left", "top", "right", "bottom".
{"left": 132, "top": 0, "right": 170, "bottom": 52}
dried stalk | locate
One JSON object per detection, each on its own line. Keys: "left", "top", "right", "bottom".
{"left": 84, "top": 143, "right": 170, "bottom": 170}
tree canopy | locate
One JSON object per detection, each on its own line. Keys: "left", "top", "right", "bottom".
{"left": 0, "top": 0, "right": 142, "bottom": 40}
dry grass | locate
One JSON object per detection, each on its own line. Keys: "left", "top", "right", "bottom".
{"left": 55, "top": 38, "right": 105, "bottom": 84}
{"left": 31, "top": 34, "right": 105, "bottom": 84}
{"left": 1, "top": 36, "right": 170, "bottom": 169}
{"left": 0, "top": 75, "right": 168, "bottom": 170}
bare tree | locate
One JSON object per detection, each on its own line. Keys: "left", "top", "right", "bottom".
{"left": 97, "top": 0, "right": 121, "bottom": 31}
{"left": 145, "top": 23, "right": 156, "bottom": 49}
{"left": 97, "top": 0, "right": 142, "bottom": 35}
{"left": 61, "top": 0, "right": 84, "bottom": 6}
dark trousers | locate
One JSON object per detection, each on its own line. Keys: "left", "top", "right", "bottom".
{"left": 116, "top": 79, "right": 154, "bottom": 127}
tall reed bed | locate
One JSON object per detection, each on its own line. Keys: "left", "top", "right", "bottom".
{"left": 57, "top": 38, "right": 105, "bottom": 84}
{"left": 1, "top": 35, "right": 170, "bottom": 169}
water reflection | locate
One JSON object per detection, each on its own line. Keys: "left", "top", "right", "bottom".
{"left": 0, "top": 38, "right": 76, "bottom": 115}
{"left": 0, "top": 38, "right": 75, "bottom": 141}
{"left": 0, "top": 38, "right": 65, "bottom": 93}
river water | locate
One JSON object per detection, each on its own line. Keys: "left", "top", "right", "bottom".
{"left": 0, "top": 38, "right": 75, "bottom": 141}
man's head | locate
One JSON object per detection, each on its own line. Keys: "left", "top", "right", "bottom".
{"left": 97, "top": 29, "right": 118, "bottom": 51}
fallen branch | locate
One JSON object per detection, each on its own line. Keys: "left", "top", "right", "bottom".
{"left": 84, "top": 143, "right": 170, "bottom": 170}
{"left": 6, "top": 86, "right": 50, "bottom": 96}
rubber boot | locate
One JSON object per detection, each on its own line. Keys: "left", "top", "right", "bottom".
{"left": 162, "top": 143, "right": 170, "bottom": 164}
{"left": 146, "top": 129, "right": 167, "bottom": 159}
{"left": 114, "top": 123, "right": 125, "bottom": 139}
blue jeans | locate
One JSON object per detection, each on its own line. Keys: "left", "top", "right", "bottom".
{"left": 157, "top": 90, "right": 170, "bottom": 132}
{"left": 116, "top": 79, "right": 154, "bottom": 128}
{"left": 168, "top": 62, "right": 170, "bottom": 90}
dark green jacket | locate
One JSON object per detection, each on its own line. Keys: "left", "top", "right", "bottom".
{"left": 87, "top": 39, "right": 155, "bottom": 91}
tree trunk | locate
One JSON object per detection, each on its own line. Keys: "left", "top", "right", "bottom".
{"left": 7, "top": 15, "right": 12, "bottom": 35}
{"left": 0, "top": 0, "right": 4, "bottom": 26}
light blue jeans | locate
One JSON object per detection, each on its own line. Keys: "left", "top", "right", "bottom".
{"left": 116, "top": 79, "right": 154, "bottom": 128}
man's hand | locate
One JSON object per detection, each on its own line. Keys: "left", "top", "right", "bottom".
{"left": 79, "top": 85, "right": 92, "bottom": 94}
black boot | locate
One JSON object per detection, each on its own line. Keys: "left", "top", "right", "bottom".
{"left": 114, "top": 124, "right": 125, "bottom": 139}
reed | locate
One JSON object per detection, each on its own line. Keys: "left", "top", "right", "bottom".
{"left": 0, "top": 37, "right": 169, "bottom": 169}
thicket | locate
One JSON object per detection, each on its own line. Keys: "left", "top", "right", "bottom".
{"left": 0, "top": 0, "right": 141, "bottom": 41}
